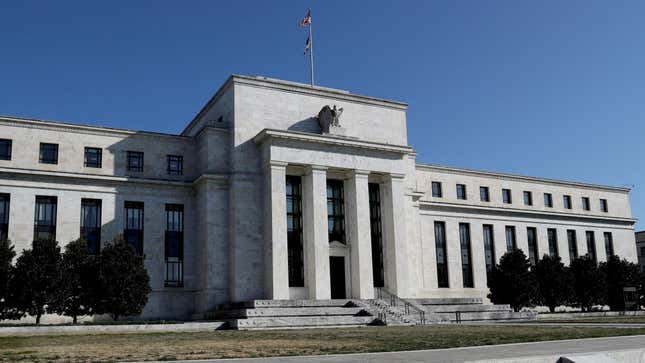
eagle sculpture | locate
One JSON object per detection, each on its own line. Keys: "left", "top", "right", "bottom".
{"left": 317, "top": 105, "right": 343, "bottom": 134}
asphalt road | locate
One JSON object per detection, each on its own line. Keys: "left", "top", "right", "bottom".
{"left": 149, "top": 334, "right": 645, "bottom": 363}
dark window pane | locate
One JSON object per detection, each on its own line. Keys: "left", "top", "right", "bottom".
{"left": 586, "top": 231, "right": 597, "bottom": 264}
{"left": 564, "top": 195, "right": 572, "bottom": 209}
{"left": 369, "top": 183, "right": 384, "bottom": 288}
{"left": 127, "top": 151, "right": 144, "bottom": 172}
{"left": 600, "top": 199, "right": 608, "bottom": 213}
{"left": 523, "top": 191, "right": 533, "bottom": 206}
{"left": 480, "top": 187, "right": 490, "bottom": 202}
{"left": 603, "top": 232, "right": 614, "bottom": 257}
{"left": 167, "top": 155, "right": 183, "bottom": 175}
{"left": 460, "top": 223, "right": 473, "bottom": 288}
{"left": 548, "top": 228, "right": 559, "bottom": 257}
{"left": 124, "top": 201, "right": 144, "bottom": 255}
{"left": 286, "top": 176, "right": 304, "bottom": 287}
{"left": 84, "top": 147, "right": 102, "bottom": 168}
{"left": 505, "top": 226, "right": 516, "bottom": 252}
{"left": 483, "top": 225, "right": 495, "bottom": 278}
{"left": 0, "top": 139, "right": 11, "bottom": 160}
{"left": 165, "top": 204, "right": 184, "bottom": 286}
{"left": 326, "top": 180, "right": 345, "bottom": 243}
{"left": 435, "top": 222, "right": 449, "bottom": 288}
{"left": 80, "top": 199, "right": 102, "bottom": 254}
{"left": 456, "top": 184, "right": 467, "bottom": 200}
{"left": 544, "top": 193, "right": 553, "bottom": 208}
{"left": 39, "top": 143, "right": 58, "bottom": 164}
{"left": 582, "top": 197, "right": 590, "bottom": 211}
{"left": 527, "top": 227, "right": 538, "bottom": 266}
{"left": 34, "top": 196, "right": 57, "bottom": 241}
{"left": 431, "top": 182, "right": 442, "bottom": 198}
{"left": 567, "top": 230, "right": 578, "bottom": 259}
{"left": 0, "top": 194, "right": 9, "bottom": 242}
{"left": 503, "top": 189, "right": 512, "bottom": 204}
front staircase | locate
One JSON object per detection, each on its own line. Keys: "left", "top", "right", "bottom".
{"left": 209, "top": 291, "right": 536, "bottom": 330}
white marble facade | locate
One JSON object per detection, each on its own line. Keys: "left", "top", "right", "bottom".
{"left": 0, "top": 75, "right": 638, "bottom": 319}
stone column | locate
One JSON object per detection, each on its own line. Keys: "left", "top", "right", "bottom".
{"left": 264, "top": 161, "right": 289, "bottom": 299}
{"left": 302, "top": 165, "right": 331, "bottom": 299}
{"left": 345, "top": 170, "right": 374, "bottom": 299}
{"left": 381, "top": 173, "right": 410, "bottom": 297}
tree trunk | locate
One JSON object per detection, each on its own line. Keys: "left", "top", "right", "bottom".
{"left": 112, "top": 314, "right": 118, "bottom": 321}
{"left": 73, "top": 315, "right": 77, "bottom": 324}
{"left": 549, "top": 306, "right": 556, "bottom": 313}
{"left": 35, "top": 313, "right": 41, "bottom": 325}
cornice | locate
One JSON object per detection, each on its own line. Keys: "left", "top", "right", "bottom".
{"left": 420, "top": 200, "right": 637, "bottom": 225}
{"left": 253, "top": 128, "right": 414, "bottom": 155}
{"left": 416, "top": 163, "right": 631, "bottom": 193}
{"left": 0, "top": 115, "right": 190, "bottom": 141}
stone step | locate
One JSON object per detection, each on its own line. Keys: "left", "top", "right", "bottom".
{"left": 229, "top": 315, "right": 376, "bottom": 329}
{"left": 435, "top": 311, "right": 537, "bottom": 322}
{"left": 215, "top": 307, "right": 367, "bottom": 319}
{"left": 218, "top": 299, "right": 353, "bottom": 310}
{"left": 412, "top": 297, "right": 483, "bottom": 305}
{"left": 423, "top": 304, "right": 512, "bottom": 313}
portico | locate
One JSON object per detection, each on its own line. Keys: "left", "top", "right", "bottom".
{"left": 255, "top": 128, "right": 414, "bottom": 301}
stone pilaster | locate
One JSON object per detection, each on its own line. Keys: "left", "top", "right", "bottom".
{"left": 345, "top": 170, "right": 374, "bottom": 299}
{"left": 264, "top": 161, "right": 289, "bottom": 299}
{"left": 302, "top": 165, "right": 331, "bottom": 299}
{"left": 381, "top": 173, "right": 410, "bottom": 297}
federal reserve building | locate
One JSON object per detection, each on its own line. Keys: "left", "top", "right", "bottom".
{"left": 0, "top": 75, "right": 638, "bottom": 326}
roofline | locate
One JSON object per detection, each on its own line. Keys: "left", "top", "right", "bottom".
{"left": 0, "top": 115, "right": 189, "bottom": 140}
{"left": 416, "top": 163, "right": 632, "bottom": 193}
{"left": 181, "top": 74, "right": 409, "bottom": 136}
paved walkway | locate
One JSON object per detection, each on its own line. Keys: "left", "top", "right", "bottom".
{"left": 152, "top": 335, "right": 645, "bottom": 363}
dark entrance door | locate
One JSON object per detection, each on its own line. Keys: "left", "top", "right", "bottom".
{"left": 329, "top": 256, "right": 346, "bottom": 299}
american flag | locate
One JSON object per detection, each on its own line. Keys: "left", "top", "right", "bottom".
{"left": 299, "top": 9, "right": 311, "bottom": 27}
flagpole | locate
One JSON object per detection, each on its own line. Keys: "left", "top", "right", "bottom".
{"left": 309, "top": 21, "right": 315, "bottom": 87}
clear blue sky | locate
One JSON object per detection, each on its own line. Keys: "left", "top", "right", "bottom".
{"left": 1, "top": 1, "right": 643, "bottom": 229}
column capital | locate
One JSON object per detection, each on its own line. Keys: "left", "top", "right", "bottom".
{"left": 349, "top": 169, "right": 371, "bottom": 177}
{"left": 269, "top": 161, "right": 288, "bottom": 169}
{"left": 304, "top": 165, "right": 328, "bottom": 174}
{"left": 385, "top": 172, "right": 406, "bottom": 181}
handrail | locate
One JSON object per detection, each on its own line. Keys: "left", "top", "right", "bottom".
{"left": 376, "top": 287, "right": 426, "bottom": 325}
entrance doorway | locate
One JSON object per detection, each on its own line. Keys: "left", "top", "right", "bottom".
{"left": 329, "top": 256, "right": 346, "bottom": 299}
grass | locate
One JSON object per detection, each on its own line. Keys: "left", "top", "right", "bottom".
{"left": 0, "top": 325, "right": 645, "bottom": 362}
{"left": 537, "top": 316, "right": 645, "bottom": 324}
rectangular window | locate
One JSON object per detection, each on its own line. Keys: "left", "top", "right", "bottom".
{"left": 327, "top": 180, "right": 345, "bottom": 243}
{"left": 567, "top": 230, "right": 578, "bottom": 260}
{"left": 523, "top": 191, "right": 533, "bottom": 206}
{"left": 431, "top": 181, "right": 442, "bottom": 198}
{"left": 600, "top": 199, "right": 608, "bottom": 213}
{"left": 544, "top": 193, "right": 553, "bottom": 208}
{"left": 563, "top": 195, "right": 572, "bottom": 209}
{"left": 167, "top": 155, "right": 183, "bottom": 176}
{"left": 0, "top": 139, "right": 11, "bottom": 160}
{"left": 505, "top": 226, "right": 517, "bottom": 252}
{"left": 480, "top": 186, "right": 490, "bottom": 202}
{"left": 84, "top": 147, "right": 102, "bottom": 168}
{"left": 434, "top": 222, "right": 449, "bottom": 288}
{"left": 124, "top": 201, "right": 144, "bottom": 255}
{"left": 641, "top": 246, "right": 645, "bottom": 257}
{"left": 527, "top": 227, "right": 539, "bottom": 266}
{"left": 586, "top": 231, "right": 597, "bottom": 264}
{"left": 165, "top": 204, "right": 184, "bottom": 287}
{"left": 34, "top": 196, "right": 57, "bottom": 241}
{"left": 582, "top": 197, "right": 590, "bottom": 211}
{"left": 39, "top": 143, "right": 58, "bottom": 164}
{"left": 0, "top": 194, "right": 9, "bottom": 242}
{"left": 456, "top": 184, "right": 467, "bottom": 200}
{"left": 502, "top": 189, "right": 512, "bottom": 204}
{"left": 286, "top": 176, "right": 304, "bottom": 287}
{"left": 483, "top": 225, "right": 495, "bottom": 277}
{"left": 127, "top": 151, "right": 144, "bottom": 172}
{"left": 459, "top": 223, "right": 474, "bottom": 288}
{"left": 548, "top": 228, "right": 559, "bottom": 258}
{"left": 369, "top": 183, "right": 384, "bottom": 288}
{"left": 603, "top": 232, "right": 614, "bottom": 257}
{"left": 80, "top": 199, "right": 102, "bottom": 255}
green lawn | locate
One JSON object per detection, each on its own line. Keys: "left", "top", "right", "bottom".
{"left": 1, "top": 325, "right": 645, "bottom": 362}
{"left": 537, "top": 316, "right": 645, "bottom": 324}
